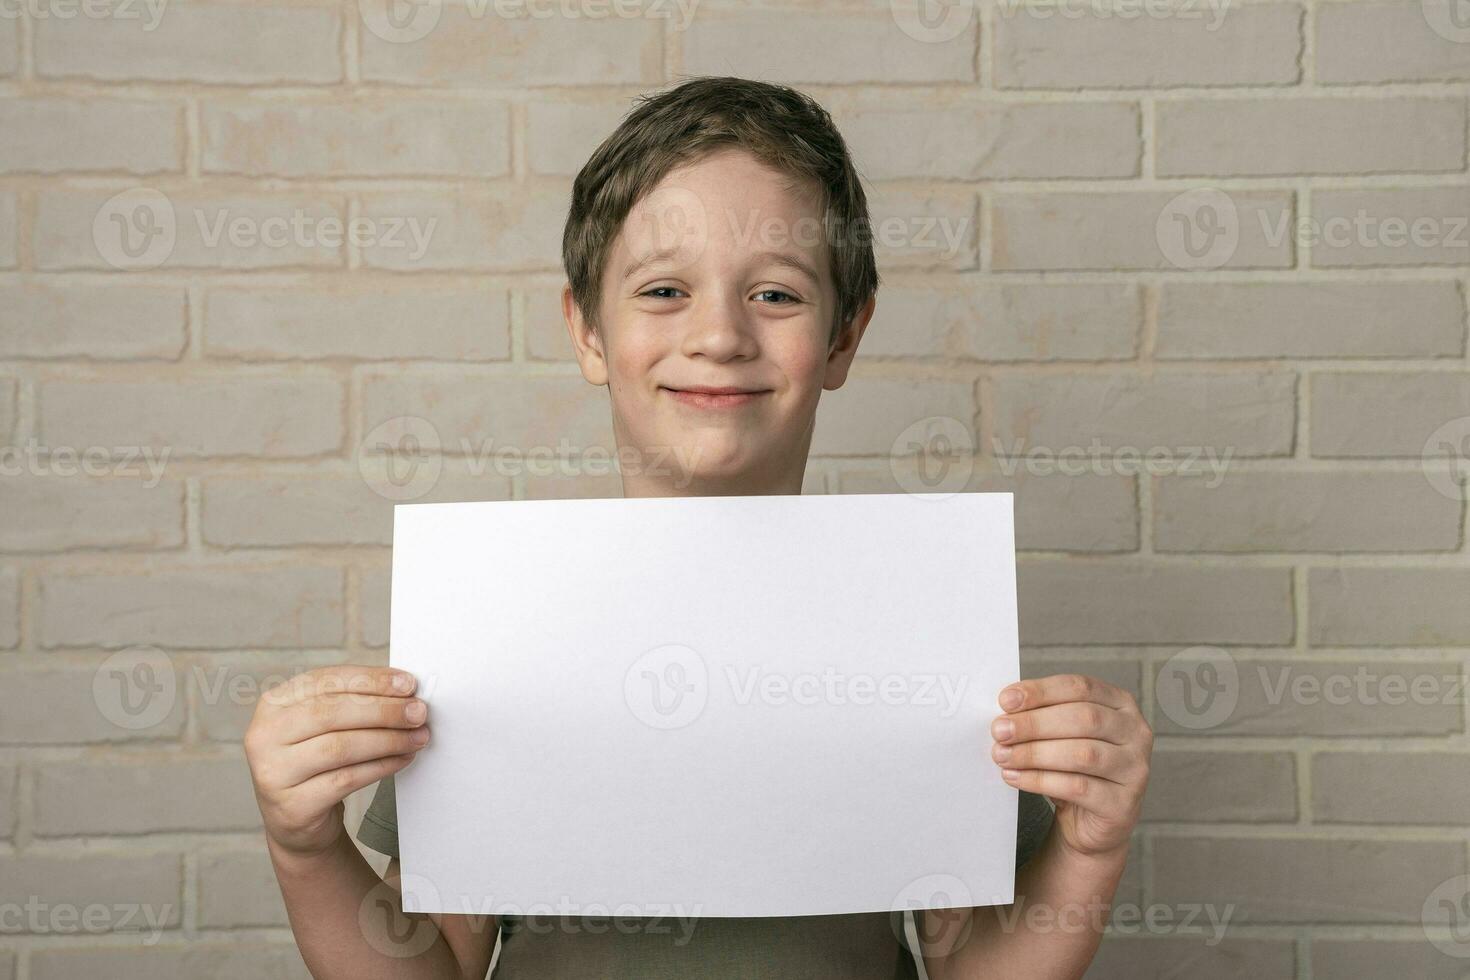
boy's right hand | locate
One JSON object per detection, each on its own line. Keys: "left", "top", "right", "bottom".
{"left": 245, "top": 665, "right": 429, "bottom": 858}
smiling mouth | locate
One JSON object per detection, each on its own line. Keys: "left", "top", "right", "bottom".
{"left": 660, "top": 386, "right": 772, "bottom": 409}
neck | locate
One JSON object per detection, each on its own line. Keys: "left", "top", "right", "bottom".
{"left": 618, "top": 457, "right": 808, "bottom": 498}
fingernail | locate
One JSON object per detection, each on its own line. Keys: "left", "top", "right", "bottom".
{"left": 405, "top": 700, "right": 427, "bottom": 724}
{"left": 392, "top": 673, "right": 415, "bottom": 694}
{"left": 992, "top": 744, "right": 1011, "bottom": 763}
{"left": 999, "top": 687, "right": 1023, "bottom": 711}
{"left": 1001, "top": 769, "right": 1020, "bottom": 782}
{"left": 993, "top": 718, "right": 1015, "bottom": 741}
{"left": 411, "top": 727, "right": 430, "bottom": 745}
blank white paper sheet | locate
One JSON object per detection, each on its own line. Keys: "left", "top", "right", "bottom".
{"left": 389, "top": 492, "right": 1020, "bottom": 919}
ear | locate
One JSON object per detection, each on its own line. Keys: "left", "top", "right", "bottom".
{"left": 822, "top": 293, "right": 876, "bottom": 391}
{"left": 563, "top": 284, "right": 609, "bottom": 387}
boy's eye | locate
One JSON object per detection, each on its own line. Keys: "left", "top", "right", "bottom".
{"left": 753, "top": 289, "right": 797, "bottom": 305}
{"left": 639, "top": 286, "right": 686, "bottom": 300}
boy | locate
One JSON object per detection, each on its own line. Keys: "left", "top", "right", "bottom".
{"left": 246, "top": 76, "right": 1152, "bottom": 979}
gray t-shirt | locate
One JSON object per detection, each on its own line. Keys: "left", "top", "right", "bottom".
{"left": 358, "top": 777, "right": 1054, "bottom": 979}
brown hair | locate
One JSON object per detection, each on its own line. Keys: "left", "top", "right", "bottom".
{"left": 562, "top": 75, "right": 879, "bottom": 343}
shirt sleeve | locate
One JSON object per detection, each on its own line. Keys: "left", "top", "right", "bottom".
{"left": 356, "top": 775, "right": 400, "bottom": 859}
{"left": 1015, "top": 790, "right": 1054, "bottom": 870}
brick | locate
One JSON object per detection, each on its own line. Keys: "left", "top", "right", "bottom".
{"left": 0, "top": 765, "right": 14, "bottom": 839}
{"left": 1314, "top": 752, "right": 1470, "bottom": 824}
{"left": 357, "top": 189, "right": 564, "bottom": 272}
{"left": 991, "top": 372, "right": 1296, "bottom": 458}
{"left": 525, "top": 286, "right": 576, "bottom": 361}
{"left": 0, "top": 477, "right": 185, "bottom": 552}
{"left": 35, "top": 5, "right": 340, "bottom": 83}
{"left": 1317, "top": 2, "right": 1470, "bottom": 84}
{"left": 40, "top": 566, "right": 344, "bottom": 649}
{"left": 1311, "top": 188, "right": 1470, "bottom": 268}
{"left": 361, "top": 374, "right": 615, "bottom": 455}
{"left": 1141, "top": 751, "right": 1296, "bottom": 822}
{"left": 1312, "top": 940, "right": 1470, "bottom": 979}
{"left": 1157, "top": 98, "right": 1465, "bottom": 176}
{"left": 833, "top": 99, "right": 1140, "bottom": 180}
{"left": 0, "top": 376, "right": 14, "bottom": 442}
{"left": 205, "top": 285, "right": 510, "bottom": 361}
{"left": 191, "top": 659, "right": 320, "bottom": 742}
{"left": 0, "top": 283, "right": 187, "bottom": 360}
{"left": 1154, "top": 658, "right": 1463, "bottom": 736}
{"left": 201, "top": 471, "right": 509, "bottom": 548}
{"left": 40, "top": 379, "right": 343, "bottom": 459}
{"left": 202, "top": 101, "right": 510, "bottom": 178}
{"left": 0, "top": 666, "right": 185, "bottom": 744}
{"left": 0, "top": 567, "right": 16, "bottom": 649}
{"left": 1085, "top": 939, "right": 1296, "bottom": 980}
{"left": 32, "top": 945, "right": 309, "bottom": 980}
{"left": 0, "top": 16, "right": 14, "bottom": 76}
{"left": 992, "top": 191, "right": 1294, "bottom": 271}
{"left": 811, "top": 378, "right": 975, "bottom": 456}
{"left": 35, "top": 758, "right": 259, "bottom": 835}
{"left": 0, "top": 854, "right": 181, "bottom": 931}
{"left": 36, "top": 191, "right": 347, "bottom": 271}
{"left": 865, "top": 283, "right": 1140, "bottom": 361}
{"left": 1311, "top": 568, "right": 1470, "bottom": 646}
{"left": 0, "top": 99, "right": 183, "bottom": 175}
{"left": 1017, "top": 563, "right": 1294, "bottom": 645}
{"left": 0, "top": 193, "right": 15, "bottom": 268}
{"left": 839, "top": 466, "right": 1138, "bottom": 552}
{"left": 360, "top": 8, "right": 659, "bottom": 86}
{"left": 1156, "top": 281, "right": 1464, "bottom": 359}
{"left": 0, "top": 951, "right": 9, "bottom": 980}
{"left": 1311, "top": 372, "right": 1470, "bottom": 458}
{"left": 526, "top": 96, "right": 636, "bottom": 176}
{"left": 361, "top": 565, "right": 390, "bottom": 649}
{"left": 1152, "top": 836, "right": 1465, "bottom": 923}
{"left": 864, "top": 187, "right": 977, "bottom": 269}
{"left": 1153, "top": 471, "right": 1460, "bottom": 553}
{"left": 684, "top": 10, "right": 976, "bottom": 84}
{"left": 994, "top": 4, "right": 1303, "bottom": 88}
{"left": 199, "top": 850, "right": 288, "bottom": 927}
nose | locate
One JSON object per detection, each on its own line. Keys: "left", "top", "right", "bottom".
{"left": 680, "top": 288, "right": 758, "bottom": 362}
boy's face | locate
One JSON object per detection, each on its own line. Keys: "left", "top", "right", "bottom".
{"left": 564, "top": 147, "right": 873, "bottom": 496}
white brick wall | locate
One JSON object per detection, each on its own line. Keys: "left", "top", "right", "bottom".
{"left": 0, "top": 2, "right": 1467, "bottom": 977}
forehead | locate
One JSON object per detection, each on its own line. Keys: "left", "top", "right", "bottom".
{"left": 609, "top": 146, "right": 831, "bottom": 277}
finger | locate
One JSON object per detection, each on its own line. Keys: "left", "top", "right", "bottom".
{"left": 993, "top": 702, "right": 1131, "bottom": 746}
{"left": 999, "top": 674, "right": 1129, "bottom": 713}
{"left": 280, "top": 694, "right": 428, "bottom": 744}
{"left": 263, "top": 666, "right": 416, "bottom": 710}
{"left": 991, "top": 738, "right": 1136, "bottom": 784}
{"left": 283, "top": 727, "right": 431, "bottom": 786}
{"left": 1000, "top": 767, "right": 1129, "bottom": 813}
{"left": 291, "top": 753, "right": 418, "bottom": 813}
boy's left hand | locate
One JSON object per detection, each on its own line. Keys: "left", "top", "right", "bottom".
{"left": 991, "top": 674, "right": 1152, "bottom": 860}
